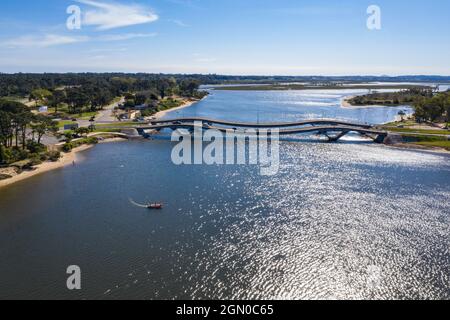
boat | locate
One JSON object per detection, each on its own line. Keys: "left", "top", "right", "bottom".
{"left": 147, "top": 203, "right": 163, "bottom": 210}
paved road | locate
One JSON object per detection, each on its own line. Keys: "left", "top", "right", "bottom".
{"left": 95, "top": 97, "right": 125, "bottom": 123}
{"left": 73, "top": 97, "right": 125, "bottom": 128}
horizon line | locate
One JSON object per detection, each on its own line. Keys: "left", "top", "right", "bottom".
{"left": 1, "top": 72, "right": 450, "bottom": 78}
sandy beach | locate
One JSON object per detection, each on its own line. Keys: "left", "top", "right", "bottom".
{"left": 153, "top": 98, "right": 204, "bottom": 119}
{"left": 0, "top": 144, "right": 94, "bottom": 189}
{"left": 341, "top": 95, "right": 408, "bottom": 110}
{"left": 0, "top": 137, "right": 130, "bottom": 189}
{"left": 340, "top": 95, "right": 356, "bottom": 108}
{"left": 341, "top": 95, "right": 390, "bottom": 109}
{"left": 0, "top": 95, "right": 203, "bottom": 190}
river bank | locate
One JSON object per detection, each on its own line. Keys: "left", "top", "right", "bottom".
{"left": 341, "top": 95, "right": 356, "bottom": 108}
{"left": 153, "top": 97, "right": 205, "bottom": 119}
{"left": 0, "top": 96, "right": 205, "bottom": 189}
{"left": 0, "top": 138, "right": 126, "bottom": 189}
{"left": 386, "top": 142, "right": 450, "bottom": 154}
{"left": 340, "top": 95, "right": 402, "bottom": 109}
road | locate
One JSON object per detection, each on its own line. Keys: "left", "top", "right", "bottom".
{"left": 94, "top": 97, "right": 125, "bottom": 123}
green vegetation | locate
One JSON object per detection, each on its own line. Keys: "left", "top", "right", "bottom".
{"left": 213, "top": 84, "right": 432, "bottom": 91}
{"left": 2, "top": 74, "right": 449, "bottom": 97}
{"left": 383, "top": 127, "right": 450, "bottom": 135}
{"left": 56, "top": 120, "right": 77, "bottom": 128}
{"left": 413, "top": 91, "right": 450, "bottom": 123}
{"left": 401, "top": 134, "right": 450, "bottom": 151}
{"left": 0, "top": 99, "right": 59, "bottom": 166}
{"left": 348, "top": 88, "right": 434, "bottom": 106}
{"left": 414, "top": 140, "right": 450, "bottom": 150}
{"left": 157, "top": 98, "right": 184, "bottom": 111}
{"left": 95, "top": 122, "right": 136, "bottom": 128}
{"left": 0, "top": 74, "right": 207, "bottom": 128}
{"left": 349, "top": 89, "right": 449, "bottom": 126}
{"left": 62, "top": 137, "right": 98, "bottom": 153}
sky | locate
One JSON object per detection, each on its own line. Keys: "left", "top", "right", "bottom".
{"left": 0, "top": 0, "right": 449, "bottom": 75}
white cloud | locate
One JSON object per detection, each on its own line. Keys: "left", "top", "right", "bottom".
{"left": 98, "top": 32, "right": 157, "bottom": 41}
{"left": 77, "top": 0, "right": 159, "bottom": 30}
{"left": 1, "top": 32, "right": 157, "bottom": 49}
{"left": 169, "top": 19, "right": 189, "bottom": 27}
{"left": 1, "top": 34, "right": 89, "bottom": 48}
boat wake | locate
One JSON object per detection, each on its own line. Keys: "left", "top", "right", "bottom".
{"left": 129, "top": 198, "right": 148, "bottom": 208}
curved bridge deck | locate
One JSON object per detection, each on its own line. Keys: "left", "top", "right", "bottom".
{"left": 150, "top": 117, "right": 373, "bottom": 129}
{"left": 140, "top": 118, "right": 387, "bottom": 143}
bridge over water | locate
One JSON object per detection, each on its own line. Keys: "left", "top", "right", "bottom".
{"left": 138, "top": 117, "right": 388, "bottom": 143}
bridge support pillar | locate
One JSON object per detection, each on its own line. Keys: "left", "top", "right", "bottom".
{"left": 374, "top": 134, "right": 388, "bottom": 144}
{"left": 327, "top": 131, "right": 350, "bottom": 142}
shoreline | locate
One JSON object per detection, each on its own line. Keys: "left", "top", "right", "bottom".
{"left": 340, "top": 95, "right": 398, "bottom": 109}
{"left": 341, "top": 95, "right": 356, "bottom": 108}
{"left": 0, "top": 95, "right": 206, "bottom": 190}
{"left": 340, "top": 95, "right": 409, "bottom": 110}
{"left": 0, "top": 138, "right": 124, "bottom": 189}
{"left": 386, "top": 143, "right": 450, "bottom": 155}
{"left": 153, "top": 97, "right": 205, "bottom": 119}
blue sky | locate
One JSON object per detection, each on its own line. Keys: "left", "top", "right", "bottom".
{"left": 0, "top": 0, "right": 449, "bottom": 75}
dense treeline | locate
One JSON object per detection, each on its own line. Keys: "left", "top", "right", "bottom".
{"left": 0, "top": 99, "right": 59, "bottom": 166}
{"left": 348, "top": 88, "right": 449, "bottom": 124}
{"left": 0, "top": 74, "right": 207, "bottom": 166}
{"left": 0, "top": 74, "right": 205, "bottom": 118}
{"left": 2, "top": 73, "right": 450, "bottom": 97}
{"left": 414, "top": 90, "right": 450, "bottom": 123}
{"left": 0, "top": 73, "right": 202, "bottom": 97}
{"left": 349, "top": 88, "right": 434, "bottom": 106}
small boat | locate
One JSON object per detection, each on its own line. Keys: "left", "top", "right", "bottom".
{"left": 147, "top": 203, "right": 163, "bottom": 210}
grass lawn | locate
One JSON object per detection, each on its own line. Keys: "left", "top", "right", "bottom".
{"left": 385, "top": 127, "right": 450, "bottom": 135}
{"left": 402, "top": 134, "right": 450, "bottom": 150}
{"left": 157, "top": 98, "right": 183, "bottom": 111}
{"left": 413, "top": 140, "right": 450, "bottom": 150}
{"left": 96, "top": 122, "right": 136, "bottom": 127}
{"left": 56, "top": 120, "right": 77, "bottom": 127}
{"left": 91, "top": 128, "right": 123, "bottom": 133}
{"left": 383, "top": 120, "right": 417, "bottom": 126}
{"left": 0, "top": 96, "right": 28, "bottom": 103}
{"left": 77, "top": 111, "right": 98, "bottom": 120}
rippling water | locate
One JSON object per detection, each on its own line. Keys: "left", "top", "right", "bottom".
{"left": 0, "top": 90, "right": 448, "bottom": 300}
{"left": 168, "top": 89, "right": 413, "bottom": 124}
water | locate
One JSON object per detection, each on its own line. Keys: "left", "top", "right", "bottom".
{"left": 169, "top": 89, "right": 413, "bottom": 124}
{"left": 0, "top": 90, "right": 449, "bottom": 300}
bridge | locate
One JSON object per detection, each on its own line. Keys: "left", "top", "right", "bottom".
{"left": 138, "top": 117, "right": 388, "bottom": 143}
{"left": 149, "top": 117, "right": 374, "bottom": 129}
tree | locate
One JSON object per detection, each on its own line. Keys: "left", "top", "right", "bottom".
{"left": 65, "top": 88, "right": 90, "bottom": 114}
{"left": 156, "top": 78, "right": 175, "bottom": 99}
{"left": 31, "top": 115, "right": 58, "bottom": 145}
{"left": 124, "top": 99, "right": 136, "bottom": 108}
{"left": 0, "top": 144, "right": 13, "bottom": 164}
{"left": 75, "top": 127, "right": 90, "bottom": 137}
{"left": 29, "top": 88, "right": 52, "bottom": 107}
{"left": 413, "top": 92, "right": 449, "bottom": 123}
{"left": 0, "top": 99, "right": 33, "bottom": 149}
{"left": 135, "top": 93, "right": 147, "bottom": 105}
{"left": 179, "top": 79, "right": 201, "bottom": 97}
{"left": 49, "top": 89, "right": 66, "bottom": 115}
